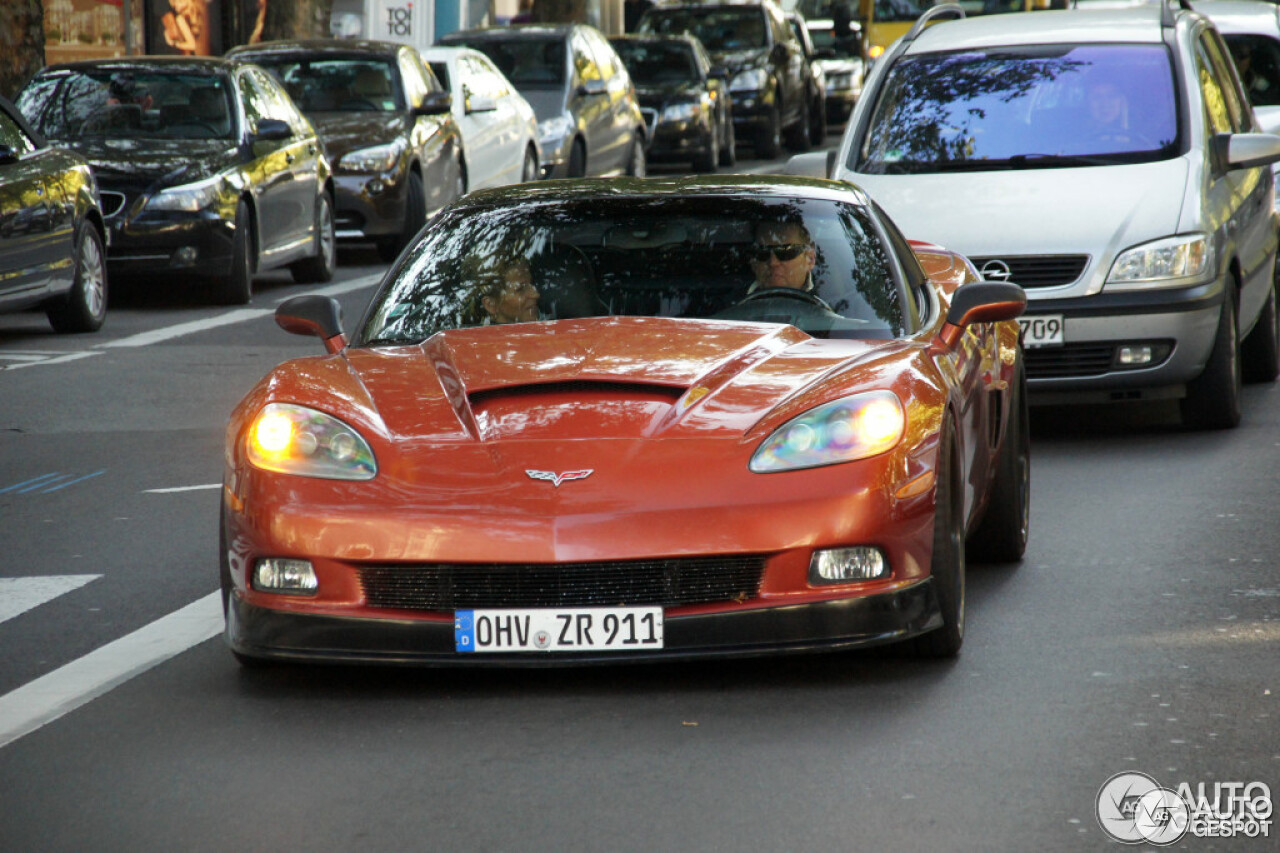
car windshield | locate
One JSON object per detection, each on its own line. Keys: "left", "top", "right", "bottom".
{"left": 640, "top": 9, "right": 769, "bottom": 52}
{"left": 357, "top": 195, "right": 904, "bottom": 344}
{"left": 250, "top": 58, "right": 402, "bottom": 112}
{"left": 462, "top": 38, "right": 566, "bottom": 88}
{"left": 1223, "top": 34, "right": 1280, "bottom": 109}
{"left": 22, "top": 70, "right": 235, "bottom": 140}
{"left": 611, "top": 41, "right": 699, "bottom": 85}
{"left": 856, "top": 44, "right": 1180, "bottom": 173}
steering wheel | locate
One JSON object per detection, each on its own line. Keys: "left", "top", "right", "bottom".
{"left": 738, "top": 287, "right": 834, "bottom": 312}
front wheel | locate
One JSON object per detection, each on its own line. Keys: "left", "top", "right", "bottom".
{"left": 290, "top": 192, "right": 336, "bottom": 284}
{"left": 47, "top": 222, "right": 107, "bottom": 333}
{"left": 214, "top": 199, "right": 254, "bottom": 305}
{"left": 521, "top": 145, "right": 540, "bottom": 182}
{"left": 626, "top": 134, "right": 646, "bottom": 177}
{"left": 785, "top": 94, "right": 811, "bottom": 152}
{"left": 1181, "top": 292, "right": 1242, "bottom": 429}
{"left": 377, "top": 171, "right": 425, "bottom": 263}
{"left": 808, "top": 93, "right": 827, "bottom": 146}
{"left": 719, "top": 115, "right": 736, "bottom": 167}
{"left": 966, "top": 361, "right": 1030, "bottom": 563}
{"left": 755, "top": 105, "right": 782, "bottom": 160}
{"left": 911, "top": 420, "right": 965, "bottom": 658}
{"left": 1242, "top": 277, "right": 1279, "bottom": 383}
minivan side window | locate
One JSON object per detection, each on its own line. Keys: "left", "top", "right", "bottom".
{"left": 1203, "top": 31, "right": 1253, "bottom": 132}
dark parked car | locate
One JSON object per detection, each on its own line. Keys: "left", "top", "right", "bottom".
{"left": 609, "top": 33, "right": 735, "bottom": 171}
{"left": 639, "top": 0, "right": 815, "bottom": 158}
{"left": 17, "top": 57, "right": 335, "bottom": 305}
{"left": 786, "top": 10, "right": 830, "bottom": 142}
{"left": 226, "top": 39, "right": 464, "bottom": 262}
{"left": 0, "top": 95, "right": 107, "bottom": 332}
{"left": 438, "top": 24, "right": 648, "bottom": 179}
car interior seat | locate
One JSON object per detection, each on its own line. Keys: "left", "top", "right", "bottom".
{"left": 534, "top": 245, "right": 609, "bottom": 319}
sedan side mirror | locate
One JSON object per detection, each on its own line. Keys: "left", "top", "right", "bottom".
{"left": 708, "top": 65, "right": 729, "bottom": 80}
{"left": 252, "top": 118, "right": 292, "bottom": 142}
{"left": 0, "top": 144, "right": 17, "bottom": 166}
{"left": 415, "top": 90, "right": 453, "bottom": 115}
{"left": 577, "top": 79, "right": 607, "bottom": 98}
{"left": 936, "top": 281, "right": 1026, "bottom": 350}
{"left": 276, "top": 295, "right": 347, "bottom": 354}
{"left": 466, "top": 94, "right": 497, "bottom": 114}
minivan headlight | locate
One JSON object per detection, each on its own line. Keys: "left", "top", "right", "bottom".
{"left": 1105, "top": 234, "right": 1213, "bottom": 291}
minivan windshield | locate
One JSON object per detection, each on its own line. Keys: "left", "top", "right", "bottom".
{"left": 856, "top": 44, "right": 1180, "bottom": 173}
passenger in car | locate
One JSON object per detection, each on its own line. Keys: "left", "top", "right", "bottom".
{"left": 480, "top": 257, "right": 542, "bottom": 324}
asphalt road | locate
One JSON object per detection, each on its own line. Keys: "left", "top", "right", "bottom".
{"left": 1, "top": 140, "right": 1278, "bottom": 852}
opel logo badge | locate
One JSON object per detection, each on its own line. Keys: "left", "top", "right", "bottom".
{"left": 526, "top": 469, "right": 593, "bottom": 487}
{"left": 980, "top": 259, "right": 1013, "bottom": 281}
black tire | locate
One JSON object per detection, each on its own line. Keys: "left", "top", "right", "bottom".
{"left": 808, "top": 93, "right": 827, "bottom": 146}
{"left": 692, "top": 124, "right": 718, "bottom": 172}
{"left": 911, "top": 419, "right": 966, "bottom": 658}
{"left": 967, "top": 361, "right": 1030, "bottom": 564}
{"left": 290, "top": 192, "right": 336, "bottom": 284}
{"left": 1242, "top": 277, "right": 1279, "bottom": 383}
{"left": 568, "top": 138, "right": 587, "bottom": 177}
{"left": 626, "top": 134, "right": 646, "bottom": 177}
{"left": 215, "top": 199, "right": 254, "bottom": 305}
{"left": 47, "top": 222, "right": 107, "bottom": 333}
{"left": 1181, "top": 291, "right": 1242, "bottom": 429}
{"left": 756, "top": 104, "right": 782, "bottom": 160}
{"left": 521, "top": 145, "right": 541, "bottom": 182}
{"left": 719, "top": 115, "right": 736, "bottom": 167}
{"left": 785, "top": 93, "right": 812, "bottom": 152}
{"left": 377, "top": 171, "right": 425, "bottom": 263}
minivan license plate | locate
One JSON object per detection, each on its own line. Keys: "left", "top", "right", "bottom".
{"left": 455, "top": 607, "right": 664, "bottom": 653}
{"left": 1018, "top": 314, "right": 1065, "bottom": 348}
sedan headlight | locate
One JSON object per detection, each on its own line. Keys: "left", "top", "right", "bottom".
{"left": 1106, "top": 234, "right": 1214, "bottom": 291}
{"left": 339, "top": 141, "right": 402, "bottom": 173}
{"left": 730, "top": 68, "right": 769, "bottom": 93}
{"left": 539, "top": 115, "right": 574, "bottom": 150}
{"left": 246, "top": 402, "right": 376, "bottom": 480}
{"left": 661, "top": 101, "right": 704, "bottom": 122}
{"left": 144, "top": 176, "right": 221, "bottom": 212}
{"left": 750, "top": 391, "right": 904, "bottom": 473}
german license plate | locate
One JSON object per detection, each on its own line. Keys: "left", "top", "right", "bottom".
{"left": 454, "top": 607, "right": 664, "bottom": 653}
{"left": 1018, "top": 314, "right": 1065, "bottom": 348}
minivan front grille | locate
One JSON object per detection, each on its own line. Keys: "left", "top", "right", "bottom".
{"left": 357, "top": 555, "right": 767, "bottom": 611}
{"left": 970, "top": 255, "right": 1088, "bottom": 289}
{"left": 1024, "top": 343, "right": 1118, "bottom": 378}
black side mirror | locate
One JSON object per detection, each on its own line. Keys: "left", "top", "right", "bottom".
{"left": 771, "top": 43, "right": 789, "bottom": 64}
{"left": 253, "top": 118, "right": 292, "bottom": 142}
{"left": 276, "top": 295, "right": 347, "bottom": 353}
{"left": 708, "top": 65, "right": 729, "bottom": 80}
{"left": 415, "top": 90, "right": 453, "bottom": 115}
{"left": 0, "top": 144, "right": 16, "bottom": 166}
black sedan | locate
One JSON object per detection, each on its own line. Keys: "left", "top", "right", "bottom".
{"left": 227, "top": 39, "right": 465, "bottom": 263}
{"left": 0, "top": 95, "right": 107, "bottom": 332}
{"left": 610, "top": 34, "right": 735, "bottom": 172}
{"left": 17, "top": 57, "right": 336, "bottom": 305}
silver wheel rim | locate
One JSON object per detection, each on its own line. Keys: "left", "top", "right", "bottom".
{"left": 80, "top": 232, "right": 106, "bottom": 320}
{"left": 632, "top": 141, "right": 645, "bottom": 177}
{"left": 319, "top": 199, "right": 335, "bottom": 271}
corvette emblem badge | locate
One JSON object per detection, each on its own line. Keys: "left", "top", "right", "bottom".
{"left": 526, "top": 469, "right": 593, "bottom": 487}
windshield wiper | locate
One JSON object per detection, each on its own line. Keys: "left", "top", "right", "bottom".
{"left": 1007, "top": 153, "right": 1123, "bottom": 168}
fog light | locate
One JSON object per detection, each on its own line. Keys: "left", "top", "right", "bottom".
{"left": 365, "top": 178, "right": 385, "bottom": 195}
{"left": 809, "top": 547, "right": 888, "bottom": 584}
{"left": 171, "top": 246, "right": 198, "bottom": 266}
{"left": 1118, "top": 345, "right": 1154, "bottom": 366}
{"left": 253, "top": 558, "right": 318, "bottom": 595}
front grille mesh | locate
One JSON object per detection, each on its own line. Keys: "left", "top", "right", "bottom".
{"left": 970, "top": 255, "right": 1088, "bottom": 288}
{"left": 1024, "top": 343, "right": 1117, "bottom": 378}
{"left": 357, "top": 555, "right": 767, "bottom": 611}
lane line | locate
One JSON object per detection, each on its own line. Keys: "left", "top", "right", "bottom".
{"left": 144, "top": 483, "right": 222, "bottom": 494}
{"left": 0, "top": 575, "right": 101, "bottom": 625}
{"left": 0, "top": 592, "right": 223, "bottom": 750}
{"left": 1, "top": 351, "right": 102, "bottom": 370}
{"left": 99, "top": 273, "right": 383, "bottom": 349}
{"left": 39, "top": 470, "right": 105, "bottom": 493}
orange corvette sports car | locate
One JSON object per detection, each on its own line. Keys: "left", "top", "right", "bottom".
{"left": 221, "top": 176, "right": 1028, "bottom": 665}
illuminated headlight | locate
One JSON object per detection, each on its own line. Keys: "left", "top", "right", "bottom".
{"left": 144, "top": 176, "right": 221, "bottom": 212}
{"left": 810, "top": 547, "right": 888, "bottom": 583}
{"left": 253, "top": 558, "right": 318, "bottom": 595}
{"left": 339, "top": 141, "right": 402, "bottom": 173}
{"left": 662, "top": 101, "right": 703, "bottom": 121}
{"left": 750, "top": 391, "right": 904, "bottom": 473}
{"left": 246, "top": 402, "right": 376, "bottom": 480}
{"left": 1106, "top": 234, "right": 1213, "bottom": 291}
{"left": 539, "top": 115, "right": 574, "bottom": 150}
{"left": 730, "top": 68, "right": 768, "bottom": 93}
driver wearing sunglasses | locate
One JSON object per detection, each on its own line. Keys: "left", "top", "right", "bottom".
{"left": 747, "top": 221, "right": 816, "bottom": 293}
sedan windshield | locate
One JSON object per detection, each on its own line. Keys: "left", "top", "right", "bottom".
{"left": 464, "top": 39, "right": 566, "bottom": 88}
{"left": 857, "top": 44, "right": 1179, "bottom": 173}
{"left": 250, "top": 58, "right": 403, "bottom": 112}
{"left": 23, "top": 70, "right": 236, "bottom": 140}
{"left": 357, "top": 195, "right": 904, "bottom": 344}
{"left": 640, "top": 9, "right": 769, "bottom": 52}
{"left": 612, "top": 42, "right": 700, "bottom": 86}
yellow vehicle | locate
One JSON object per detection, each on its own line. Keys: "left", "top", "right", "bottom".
{"left": 858, "top": 0, "right": 927, "bottom": 62}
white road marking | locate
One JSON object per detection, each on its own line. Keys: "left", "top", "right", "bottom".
{"left": 99, "top": 273, "right": 383, "bottom": 349}
{"left": 0, "top": 575, "right": 101, "bottom": 626}
{"left": 144, "top": 483, "right": 221, "bottom": 494}
{"left": 0, "top": 592, "right": 223, "bottom": 750}
{"left": 0, "top": 351, "right": 102, "bottom": 370}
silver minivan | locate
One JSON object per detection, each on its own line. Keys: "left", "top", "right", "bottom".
{"left": 824, "top": 3, "right": 1280, "bottom": 428}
